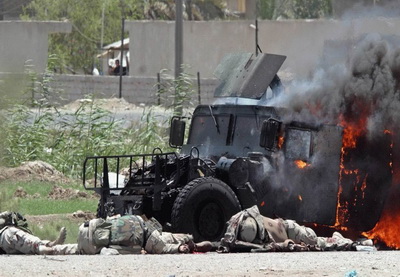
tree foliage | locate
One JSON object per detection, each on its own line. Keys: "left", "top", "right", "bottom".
{"left": 261, "top": 0, "right": 332, "bottom": 20}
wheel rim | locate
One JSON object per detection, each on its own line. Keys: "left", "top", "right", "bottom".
{"left": 197, "top": 202, "right": 224, "bottom": 240}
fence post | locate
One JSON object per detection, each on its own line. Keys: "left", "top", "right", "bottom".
{"left": 197, "top": 72, "right": 201, "bottom": 105}
{"left": 157, "top": 72, "right": 161, "bottom": 105}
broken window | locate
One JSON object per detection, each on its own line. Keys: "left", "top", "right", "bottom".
{"left": 284, "top": 128, "right": 312, "bottom": 161}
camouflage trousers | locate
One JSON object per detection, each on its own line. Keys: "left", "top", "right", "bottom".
{"left": 284, "top": 221, "right": 354, "bottom": 250}
{"left": 0, "top": 226, "right": 79, "bottom": 255}
{"left": 51, "top": 244, "right": 79, "bottom": 255}
{"left": 284, "top": 220, "right": 318, "bottom": 245}
{"left": 144, "top": 230, "right": 193, "bottom": 254}
{"left": 0, "top": 226, "right": 51, "bottom": 254}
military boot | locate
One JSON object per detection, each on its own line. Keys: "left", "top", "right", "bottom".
{"left": 47, "top": 227, "right": 67, "bottom": 247}
{"left": 37, "top": 245, "right": 55, "bottom": 255}
{"left": 194, "top": 241, "right": 213, "bottom": 252}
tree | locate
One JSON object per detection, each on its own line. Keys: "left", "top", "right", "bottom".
{"left": 258, "top": 0, "right": 276, "bottom": 20}
{"left": 269, "top": 0, "right": 332, "bottom": 20}
{"left": 144, "top": 0, "right": 228, "bottom": 21}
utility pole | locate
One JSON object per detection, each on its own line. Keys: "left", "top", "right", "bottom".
{"left": 119, "top": 1, "right": 125, "bottom": 99}
{"left": 99, "top": 1, "right": 105, "bottom": 74}
{"left": 175, "top": 0, "right": 183, "bottom": 79}
{"left": 255, "top": 0, "right": 259, "bottom": 56}
{"left": 100, "top": 2, "right": 105, "bottom": 50}
{"left": 0, "top": 0, "right": 4, "bottom": 21}
{"left": 255, "top": 19, "right": 259, "bottom": 56}
{"left": 174, "top": 0, "right": 183, "bottom": 114}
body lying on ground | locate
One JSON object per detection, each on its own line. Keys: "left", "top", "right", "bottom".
{"left": 66, "top": 214, "right": 212, "bottom": 255}
{"left": 218, "top": 205, "right": 375, "bottom": 253}
{"left": 0, "top": 211, "right": 66, "bottom": 255}
{"left": 0, "top": 211, "right": 212, "bottom": 255}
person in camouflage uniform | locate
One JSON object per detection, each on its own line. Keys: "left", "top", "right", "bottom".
{"left": 218, "top": 205, "right": 374, "bottom": 253}
{"left": 70, "top": 214, "right": 212, "bottom": 255}
{"left": 0, "top": 211, "right": 67, "bottom": 255}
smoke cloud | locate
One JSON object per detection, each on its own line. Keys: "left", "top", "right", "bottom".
{"left": 271, "top": 33, "right": 400, "bottom": 140}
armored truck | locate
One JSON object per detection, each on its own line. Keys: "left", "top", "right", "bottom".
{"left": 83, "top": 53, "right": 392, "bottom": 242}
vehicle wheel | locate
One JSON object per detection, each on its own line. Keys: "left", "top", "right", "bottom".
{"left": 96, "top": 201, "right": 103, "bottom": 218}
{"left": 96, "top": 199, "right": 115, "bottom": 218}
{"left": 171, "top": 177, "right": 241, "bottom": 242}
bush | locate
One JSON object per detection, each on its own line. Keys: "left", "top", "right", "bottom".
{"left": 0, "top": 58, "right": 195, "bottom": 179}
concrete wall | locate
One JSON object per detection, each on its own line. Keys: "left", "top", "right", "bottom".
{"left": 128, "top": 20, "right": 255, "bottom": 78}
{"left": 0, "top": 21, "right": 72, "bottom": 74}
{"left": 3, "top": 19, "right": 400, "bottom": 107}
{"left": 127, "top": 18, "right": 400, "bottom": 80}
{"left": 49, "top": 75, "right": 218, "bottom": 106}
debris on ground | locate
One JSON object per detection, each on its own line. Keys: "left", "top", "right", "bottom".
{"left": 0, "top": 160, "right": 71, "bottom": 183}
{"left": 25, "top": 212, "right": 97, "bottom": 226}
{"left": 13, "top": 186, "right": 28, "bottom": 198}
{"left": 72, "top": 210, "right": 96, "bottom": 221}
{"left": 13, "top": 187, "right": 40, "bottom": 198}
{"left": 48, "top": 185, "right": 97, "bottom": 200}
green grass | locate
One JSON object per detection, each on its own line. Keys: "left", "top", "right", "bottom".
{"left": 0, "top": 180, "right": 98, "bottom": 244}
{"left": 0, "top": 60, "right": 197, "bottom": 245}
{"left": 0, "top": 180, "right": 98, "bottom": 215}
{"left": 28, "top": 216, "right": 83, "bottom": 244}
{"left": 0, "top": 63, "right": 195, "bottom": 179}
{"left": 19, "top": 198, "right": 97, "bottom": 215}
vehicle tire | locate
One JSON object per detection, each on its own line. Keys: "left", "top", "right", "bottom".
{"left": 171, "top": 177, "right": 241, "bottom": 242}
{"left": 96, "top": 199, "right": 115, "bottom": 219}
{"left": 96, "top": 201, "right": 103, "bottom": 218}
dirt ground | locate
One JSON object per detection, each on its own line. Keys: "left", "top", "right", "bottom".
{"left": 0, "top": 251, "right": 400, "bottom": 277}
{"left": 24, "top": 211, "right": 96, "bottom": 226}
{"left": 0, "top": 160, "right": 72, "bottom": 184}
{"left": 59, "top": 97, "right": 140, "bottom": 112}
{"left": 0, "top": 160, "right": 98, "bottom": 226}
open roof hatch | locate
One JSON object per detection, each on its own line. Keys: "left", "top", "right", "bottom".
{"left": 214, "top": 53, "right": 286, "bottom": 99}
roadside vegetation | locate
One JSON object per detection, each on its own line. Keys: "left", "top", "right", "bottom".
{"left": 0, "top": 58, "right": 195, "bottom": 241}
{"left": 0, "top": 180, "right": 97, "bottom": 244}
{"left": 0, "top": 59, "right": 194, "bottom": 177}
{"left": 29, "top": 216, "right": 82, "bottom": 244}
{"left": 0, "top": 181, "right": 97, "bottom": 215}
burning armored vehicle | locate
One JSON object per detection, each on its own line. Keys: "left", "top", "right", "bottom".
{"left": 83, "top": 52, "right": 395, "bottom": 244}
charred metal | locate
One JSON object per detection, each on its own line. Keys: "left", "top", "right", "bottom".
{"left": 82, "top": 53, "right": 393, "bottom": 244}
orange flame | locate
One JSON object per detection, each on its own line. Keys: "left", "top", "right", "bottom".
{"left": 339, "top": 114, "right": 367, "bottom": 149}
{"left": 294, "top": 160, "right": 310, "bottom": 169}
{"left": 363, "top": 209, "right": 400, "bottom": 249}
{"left": 305, "top": 99, "right": 398, "bottom": 248}
{"left": 337, "top": 119, "right": 399, "bottom": 248}
{"left": 298, "top": 195, "right": 303, "bottom": 201}
{"left": 363, "top": 130, "right": 398, "bottom": 249}
{"left": 278, "top": 136, "right": 284, "bottom": 149}
{"left": 335, "top": 114, "right": 367, "bottom": 229}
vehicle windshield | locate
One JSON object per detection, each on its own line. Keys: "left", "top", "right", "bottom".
{"left": 187, "top": 113, "right": 266, "bottom": 156}
{"left": 188, "top": 115, "right": 230, "bottom": 146}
